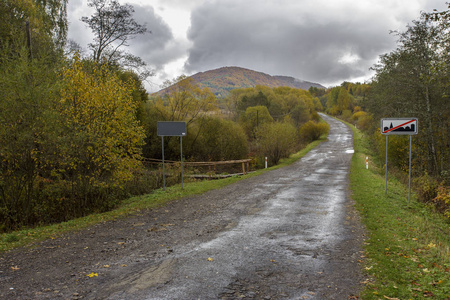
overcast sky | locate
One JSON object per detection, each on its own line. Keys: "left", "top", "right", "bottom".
{"left": 67, "top": 0, "right": 448, "bottom": 92}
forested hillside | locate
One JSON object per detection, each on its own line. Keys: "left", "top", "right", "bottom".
{"left": 156, "top": 67, "right": 326, "bottom": 98}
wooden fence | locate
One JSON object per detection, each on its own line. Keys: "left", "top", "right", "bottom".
{"left": 142, "top": 158, "right": 253, "bottom": 178}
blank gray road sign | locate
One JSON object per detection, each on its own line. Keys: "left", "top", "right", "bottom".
{"left": 381, "top": 118, "right": 418, "bottom": 135}
{"left": 157, "top": 121, "right": 187, "bottom": 136}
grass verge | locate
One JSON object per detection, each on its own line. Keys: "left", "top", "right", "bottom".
{"left": 0, "top": 138, "right": 324, "bottom": 253}
{"left": 349, "top": 124, "right": 450, "bottom": 299}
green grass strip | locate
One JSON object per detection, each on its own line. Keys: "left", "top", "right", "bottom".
{"left": 0, "top": 138, "right": 324, "bottom": 253}
{"left": 349, "top": 124, "right": 450, "bottom": 299}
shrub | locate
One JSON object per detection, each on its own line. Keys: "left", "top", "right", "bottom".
{"left": 257, "top": 122, "right": 298, "bottom": 165}
{"left": 352, "top": 111, "right": 367, "bottom": 122}
{"left": 341, "top": 109, "right": 352, "bottom": 121}
{"left": 433, "top": 186, "right": 450, "bottom": 219}
{"left": 356, "top": 113, "right": 374, "bottom": 132}
{"left": 353, "top": 106, "right": 362, "bottom": 112}
{"left": 189, "top": 117, "right": 249, "bottom": 161}
{"left": 299, "top": 121, "right": 329, "bottom": 143}
{"left": 414, "top": 173, "right": 439, "bottom": 204}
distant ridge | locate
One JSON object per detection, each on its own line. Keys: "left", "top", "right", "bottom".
{"left": 155, "top": 66, "right": 326, "bottom": 98}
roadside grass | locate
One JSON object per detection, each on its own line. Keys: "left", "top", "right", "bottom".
{"left": 349, "top": 124, "right": 450, "bottom": 299}
{"left": 0, "top": 138, "right": 324, "bottom": 253}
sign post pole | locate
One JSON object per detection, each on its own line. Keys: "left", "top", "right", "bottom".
{"left": 157, "top": 121, "right": 187, "bottom": 191}
{"left": 180, "top": 136, "right": 183, "bottom": 189}
{"left": 408, "top": 135, "right": 412, "bottom": 203}
{"left": 162, "top": 136, "right": 165, "bottom": 191}
{"left": 381, "top": 118, "right": 418, "bottom": 201}
{"left": 385, "top": 135, "right": 388, "bottom": 195}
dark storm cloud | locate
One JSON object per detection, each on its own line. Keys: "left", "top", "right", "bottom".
{"left": 184, "top": 0, "right": 405, "bottom": 85}
{"left": 68, "top": 2, "right": 183, "bottom": 73}
{"left": 128, "top": 5, "right": 185, "bottom": 71}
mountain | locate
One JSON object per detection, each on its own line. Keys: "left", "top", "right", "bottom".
{"left": 155, "top": 67, "right": 326, "bottom": 98}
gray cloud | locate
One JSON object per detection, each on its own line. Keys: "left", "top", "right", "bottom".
{"left": 184, "top": 0, "right": 441, "bottom": 86}
{"left": 67, "top": 0, "right": 449, "bottom": 91}
{"left": 128, "top": 5, "right": 182, "bottom": 69}
{"left": 68, "top": 2, "right": 186, "bottom": 73}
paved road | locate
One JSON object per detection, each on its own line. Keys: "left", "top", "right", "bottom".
{"left": 0, "top": 114, "right": 364, "bottom": 299}
{"left": 106, "top": 114, "right": 362, "bottom": 299}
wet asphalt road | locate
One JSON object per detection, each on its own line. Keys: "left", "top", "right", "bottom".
{"left": 105, "top": 114, "right": 363, "bottom": 299}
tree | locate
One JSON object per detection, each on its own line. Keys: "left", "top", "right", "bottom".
{"left": 336, "top": 87, "right": 353, "bottom": 113}
{"left": 0, "top": 48, "right": 61, "bottom": 229}
{"left": 368, "top": 17, "right": 449, "bottom": 177}
{"left": 155, "top": 76, "right": 217, "bottom": 124}
{"left": 55, "top": 57, "right": 145, "bottom": 216}
{"left": 0, "top": 0, "right": 68, "bottom": 56}
{"left": 290, "top": 103, "right": 310, "bottom": 127}
{"left": 237, "top": 91, "right": 270, "bottom": 111}
{"left": 240, "top": 106, "right": 273, "bottom": 138}
{"left": 81, "top": 0, "right": 150, "bottom": 79}
{"left": 308, "top": 86, "right": 326, "bottom": 97}
{"left": 187, "top": 117, "right": 248, "bottom": 161}
{"left": 0, "top": 0, "right": 68, "bottom": 229}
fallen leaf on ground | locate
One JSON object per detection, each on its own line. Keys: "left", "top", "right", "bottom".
{"left": 383, "top": 296, "right": 400, "bottom": 300}
{"left": 11, "top": 266, "right": 20, "bottom": 271}
{"left": 207, "top": 257, "right": 214, "bottom": 262}
{"left": 86, "top": 273, "right": 98, "bottom": 278}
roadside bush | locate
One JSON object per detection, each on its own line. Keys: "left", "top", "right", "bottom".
{"left": 374, "top": 132, "right": 411, "bottom": 173}
{"left": 299, "top": 120, "right": 329, "bottom": 143}
{"left": 433, "top": 186, "right": 450, "bottom": 219}
{"left": 256, "top": 122, "right": 298, "bottom": 165}
{"left": 353, "top": 111, "right": 375, "bottom": 132}
{"left": 351, "top": 111, "right": 367, "bottom": 123}
{"left": 414, "top": 173, "right": 439, "bottom": 203}
{"left": 341, "top": 109, "right": 352, "bottom": 121}
{"left": 188, "top": 117, "right": 248, "bottom": 161}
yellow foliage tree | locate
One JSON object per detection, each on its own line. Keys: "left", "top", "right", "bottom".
{"left": 155, "top": 76, "right": 217, "bottom": 124}
{"left": 57, "top": 57, "right": 145, "bottom": 194}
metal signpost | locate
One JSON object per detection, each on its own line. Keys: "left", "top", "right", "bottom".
{"left": 157, "top": 122, "right": 187, "bottom": 190}
{"left": 381, "top": 118, "right": 418, "bottom": 202}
